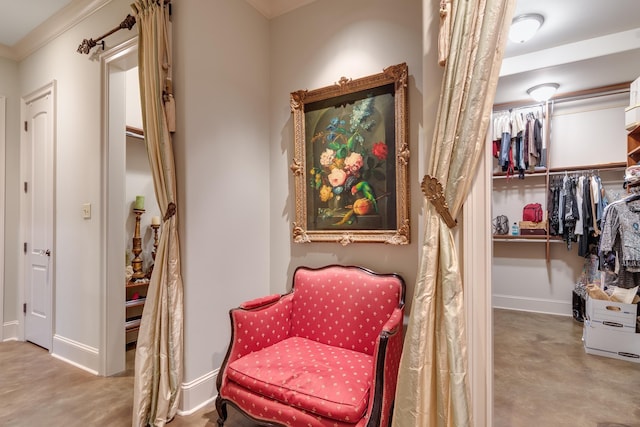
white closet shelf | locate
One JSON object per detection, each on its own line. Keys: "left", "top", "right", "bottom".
{"left": 493, "top": 235, "right": 563, "bottom": 243}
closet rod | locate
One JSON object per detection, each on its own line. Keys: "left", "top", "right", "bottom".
{"left": 547, "top": 162, "right": 627, "bottom": 174}
{"left": 492, "top": 103, "right": 544, "bottom": 115}
{"left": 493, "top": 82, "right": 631, "bottom": 111}
{"left": 126, "top": 126, "right": 144, "bottom": 139}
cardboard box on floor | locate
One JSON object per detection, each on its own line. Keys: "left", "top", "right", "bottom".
{"left": 583, "top": 324, "right": 640, "bottom": 363}
{"left": 585, "top": 296, "right": 638, "bottom": 332}
{"left": 583, "top": 295, "right": 640, "bottom": 363}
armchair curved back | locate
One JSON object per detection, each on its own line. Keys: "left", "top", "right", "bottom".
{"left": 290, "top": 265, "right": 405, "bottom": 355}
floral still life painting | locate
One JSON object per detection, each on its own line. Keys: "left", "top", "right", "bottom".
{"left": 309, "top": 91, "right": 393, "bottom": 229}
{"left": 290, "top": 63, "right": 410, "bottom": 245}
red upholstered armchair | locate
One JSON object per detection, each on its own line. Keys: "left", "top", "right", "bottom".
{"left": 215, "top": 265, "right": 406, "bottom": 427}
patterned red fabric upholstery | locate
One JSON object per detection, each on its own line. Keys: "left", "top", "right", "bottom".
{"left": 290, "top": 267, "right": 402, "bottom": 355}
{"left": 219, "top": 294, "right": 294, "bottom": 388}
{"left": 240, "top": 293, "right": 282, "bottom": 310}
{"left": 216, "top": 265, "right": 405, "bottom": 427}
{"left": 227, "top": 336, "right": 373, "bottom": 421}
{"left": 222, "top": 381, "right": 368, "bottom": 427}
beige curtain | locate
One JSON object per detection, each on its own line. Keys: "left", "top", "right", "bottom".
{"left": 131, "top": 1, "right": 184, "bottom": 426}
{"left": 437, "top": 0, "right": 454, "bottom": 66}
{"left": 393, "top": 1, "right": 515, "bottom": 426}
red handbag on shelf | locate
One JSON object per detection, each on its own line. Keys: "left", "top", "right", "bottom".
{"left": 523, "top": 203, "right": 543, "bottom": 223}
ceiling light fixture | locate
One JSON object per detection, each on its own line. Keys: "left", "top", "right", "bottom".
{"left": 527, "top": 83, "right": 559, "bottom": 102}
{"left": 509, "top": 13, "right": 544, "bottom": 44}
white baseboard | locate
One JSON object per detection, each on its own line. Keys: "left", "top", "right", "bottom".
{"left": 2, "top": 320, "right": 19, "bottom": 341}
{"left": 51, "top": 334, "right": 99, "bottom": 375}
{"left": 178, "top": 368, "right": 219, "bottom": 416}
{"left": 493, "top": 294, "right": 572, "bottom": 317}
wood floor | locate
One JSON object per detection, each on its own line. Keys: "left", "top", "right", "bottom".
{"left": 0, "top": 342, "right": 237, "bottom": 427}
{"left": 1, "top": 310, "right": 639, "bottom": 426}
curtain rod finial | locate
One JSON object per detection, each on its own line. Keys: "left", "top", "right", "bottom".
{"left": 77, "top": 38, "right": 96, "bottom": 54}
{"left": 121, "top": 14, "right": 136, "bottom": 30}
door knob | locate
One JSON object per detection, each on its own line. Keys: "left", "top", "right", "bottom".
{"left": 45, "top": 249, "right": 51, "bottom": 256}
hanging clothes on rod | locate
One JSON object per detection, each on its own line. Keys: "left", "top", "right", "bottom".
{"left": 598, "top": 183, "right": 640, "bottom": 290}
{"left": 548, "top": 170, "right": 610, "bottom": 255}
{"left": 492, "top": 105, "right": 545, "bottom": 179}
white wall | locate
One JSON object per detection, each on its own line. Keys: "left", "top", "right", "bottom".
{"left": 550, "top": 96, "right": 627, "bottom": 168}
{"left": 268, "top": 0, "right": 424, "bottom": 305}
{"left": 492, "top": 93, "right": 629, "bottom": 315}
{"left": 125, "top": 67, "right": 142, "bottom": 129}
{"left": 0, "top": 56, "right": 20, "bottom": 337}
{"left": 172, "top": 0, "right": 271, "bottom": 392}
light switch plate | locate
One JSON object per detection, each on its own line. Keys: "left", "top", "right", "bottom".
{"left": 82, "top": 203, "right": 91, "bottom": 219}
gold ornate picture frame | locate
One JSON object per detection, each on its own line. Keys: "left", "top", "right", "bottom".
{"left": 290, "top": 63, "right": 410, "bottom": 245}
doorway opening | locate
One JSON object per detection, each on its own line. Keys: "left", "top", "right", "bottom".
{"left": 101, "top": 36, "right": 158, "bottom": 376}
{"left": 100, "top": 38, "right": 138, "bottom": 376}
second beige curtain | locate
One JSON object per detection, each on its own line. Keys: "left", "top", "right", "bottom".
{"left": 393, "top": 0, "right": 515, "bottom": 426}
{"left": 131, "top": 1, "right": 184, "bottom": 426}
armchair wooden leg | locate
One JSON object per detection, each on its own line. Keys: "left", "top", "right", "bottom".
{"left": 215, "top": 398, "right": 227, "bottom": 426}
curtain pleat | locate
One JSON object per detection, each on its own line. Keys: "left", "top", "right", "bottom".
{"left": 393, "top": 1, "right": 515, "bottom": 426}
{"left": 131, "top": 1, "right": 184, "bottom": 426}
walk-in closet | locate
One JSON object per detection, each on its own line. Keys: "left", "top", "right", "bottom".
{"left": 492, "top": 89, "right": 628, "bottom": 313}
{"left": 491, "top": 2, "right": 640, "bottom": 425}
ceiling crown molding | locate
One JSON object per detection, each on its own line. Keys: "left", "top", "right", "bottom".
{"left": 8, "top": 0, "right": 111, "bottom": 61}
{"left": 245, "top": 0, "right": 317, "bottom": 20}
{"left": 0, "top": 44, "right": 17, "bottom": 61}
{"left": 1, "top": 0, "right": 313, "bottom": 60}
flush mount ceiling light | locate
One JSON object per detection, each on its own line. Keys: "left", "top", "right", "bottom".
{"left": 509, "top": 13, "right": 544, "bottom": 43}
{"left": 527, "top": 83, "right": 559, "bottom": 102}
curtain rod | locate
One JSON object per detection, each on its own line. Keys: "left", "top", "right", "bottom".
{"left": 77, "top": 14, "right": 135, "bottom": 54}
{"left": 76, "top": 0, "right": 171, "bottom": 54}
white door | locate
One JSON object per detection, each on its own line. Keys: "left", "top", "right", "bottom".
{"left": 23, "top": 84, "right": 55, "bottom": 350}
